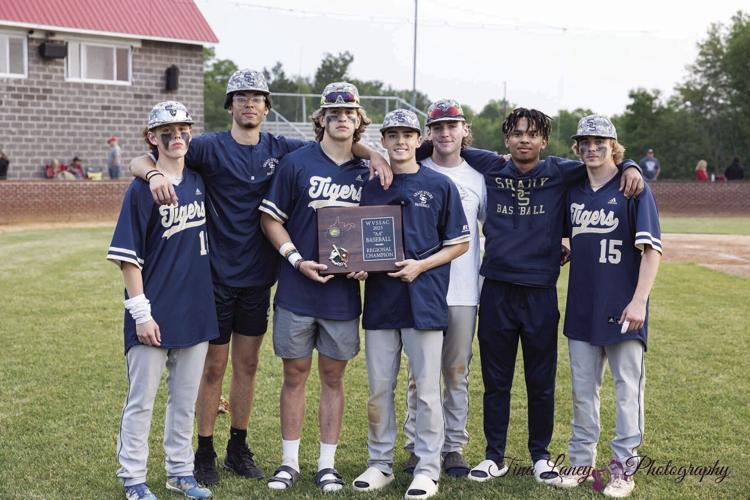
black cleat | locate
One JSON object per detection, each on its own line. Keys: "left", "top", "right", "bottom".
{"left": 224, "top": 442, "right": 264, "bottom": 480}
{"left": 194, "top": 448, "right": 220, "bottom": 486}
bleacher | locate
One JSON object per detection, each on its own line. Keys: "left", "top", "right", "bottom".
{"left": 261, "top": 120, "right": 386, "bottom": 155}
{"left": 259, "top": 93, "right": 427, "bottom": 157}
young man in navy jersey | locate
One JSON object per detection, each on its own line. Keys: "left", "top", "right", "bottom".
{"left": 108, "top": 101, "right": 215, "bottom": 500}
{"left": 129, "top": 71, "right": 391, "bottom": 485}
{"left": 430, "top": 108, "right": 645, "bottom": 487}
{"left": 259, "top": 82, "right": 373, "bottom": 492}
{"left": 558, "top": 116, "right": 661, "bottom": 497}
{"left": 351, "top": 109, "right": 470, "bottom": 499}
{"left": 402, "top": 99, "right": 485, "bottom": 478}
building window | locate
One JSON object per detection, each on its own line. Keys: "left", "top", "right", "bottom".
{"left": 0, "top": 33, "right": 27, "bottom": 78}
{"left": 66, "top": 41, "right": 131, "bottom": 84}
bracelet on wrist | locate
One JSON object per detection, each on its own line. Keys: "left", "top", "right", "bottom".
{"left": 146, "top": 169, "right": 164, "bottom": 182}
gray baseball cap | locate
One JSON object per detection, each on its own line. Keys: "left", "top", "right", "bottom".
{"left": 320, "top": 82, "right": 361, "bottom": 109}
{"left": 572, "top": 114, "right": 617, "bottom": 140}
{"left": 380, "top": 109, "right": 421, "bottom": 133}
{"left": 426, "top": 98, "right": 466, "bottom": 126}
{"left": 148, "top": 101, "right": 193, "bottom": 130}
{"left": 226, "top": 69, "right": 269, "bottom": 95}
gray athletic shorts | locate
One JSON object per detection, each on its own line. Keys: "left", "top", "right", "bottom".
{"left": 272, "top": 305, "right": 360, "bottom": 361}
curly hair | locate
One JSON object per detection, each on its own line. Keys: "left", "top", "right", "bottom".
{"left": 502, "top": 108, "right": 552, "bottom": 141}
{"left": 571, "top": 138, "right": 626, "bottom": 164}
{"left": 311, "top": 107, "right": 372, "bottom": 143}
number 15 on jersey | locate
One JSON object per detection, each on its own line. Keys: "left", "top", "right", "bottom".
{"left": 599, "top": 239, "right": 622, "bottom": 264}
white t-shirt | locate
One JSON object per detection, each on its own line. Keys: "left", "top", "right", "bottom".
{"left": 423, "top": 157, "right": 486, "bottom": 306}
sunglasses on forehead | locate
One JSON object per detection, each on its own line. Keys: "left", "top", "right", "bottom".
{"left": 429, "top": 105, "right": 462, "bottom": 119}
{"left": 323, "top": 91, "right": 358, "bottom": 104}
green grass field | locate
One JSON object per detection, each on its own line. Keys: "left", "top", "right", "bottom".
{"left": 1, "top": 226, "right": 748, "bottom": 499}
{"left": 660, "top": 216, "right": 750, "bottom": 235}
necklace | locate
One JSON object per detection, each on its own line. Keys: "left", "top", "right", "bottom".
{"left": 589, "top": 172, "right": 618, "bottom": 190}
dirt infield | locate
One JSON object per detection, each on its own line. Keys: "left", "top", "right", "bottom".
{"left": 662, "top": 233, "right": 750, "bottom": 278}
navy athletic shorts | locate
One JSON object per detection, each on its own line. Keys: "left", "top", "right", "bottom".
{"left": 211, "top": 283, "right": 271, "bottom": 344}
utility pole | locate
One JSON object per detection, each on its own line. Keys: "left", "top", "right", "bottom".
{"left": 411, "top": 0, "right": 418, "bottom": 107}
{"left": 502, "top": 81, "right": 507, "bottom": 118}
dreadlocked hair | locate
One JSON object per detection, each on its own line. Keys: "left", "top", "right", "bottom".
{"left": 501, "top": 108, "right": 552, "bottom": 141}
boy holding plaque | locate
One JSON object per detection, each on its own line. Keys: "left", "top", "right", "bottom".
{"left": 259, "top": 82, "right": 372, "bottom": 493}
{"left": 352, "top": 109, "right": 470, "bottom": 499}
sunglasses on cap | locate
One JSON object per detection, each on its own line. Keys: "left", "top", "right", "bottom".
{"left": 429, "top": 105, "right": 463, "bottom": 120}
{"left": 323, "top": 91, "right": 358, "bottom": 105}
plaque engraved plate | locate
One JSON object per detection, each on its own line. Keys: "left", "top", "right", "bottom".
{"left": 317, "top": 205, "right": 404, "bottom": 275}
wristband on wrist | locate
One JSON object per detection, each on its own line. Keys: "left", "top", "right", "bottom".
{"left": 123, "top": 293, "right": 153, "bottom": 324}
{"left": 279, "top": 242, "right": 297, "bottom": 259}
{"left": 288, "top": 252, "right": 303, "bottom": 270}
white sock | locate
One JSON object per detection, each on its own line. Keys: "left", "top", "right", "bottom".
{"left": 318, "top": 442, "right": 337, "bottom": 470}
{"left": 318, "top": 442, "right": 341, "bottom": 492}
{"left": 282, "top": 438, "right": 300, "bottom": 471}
{"left": 267, "top": 438, "right": 300, "bottom": 490}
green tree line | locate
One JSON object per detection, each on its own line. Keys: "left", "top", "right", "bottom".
{"left": 204, "top": 11, "right": 749, "bottom": 179}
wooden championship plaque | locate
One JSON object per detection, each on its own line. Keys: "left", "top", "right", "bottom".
{"left": 317, "top": 205, "right": 405, "bottom": 275}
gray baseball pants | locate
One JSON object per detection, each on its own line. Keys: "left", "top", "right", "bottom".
{"left": 403, "top": 305, "right": 476, "bottom": 454}
{"left": 567, "top": 338, "right": 645, "bottom": 473}
{"left": 365, "top": 328, "right": 444, "bottom": 481}
{"left": 116, "top": 342, "right": 208, "bottom": 486}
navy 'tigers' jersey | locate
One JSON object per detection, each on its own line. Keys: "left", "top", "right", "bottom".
{"left": 259, "top": 142, "right": 369, "bottom": 320}
{"left": 564, "top": 174, "right": 662, "bottom": 348}
{"left": 186, "top": 131, "right": 305, "bottom": 288}
{"left": 360, "top": 165, "right": 471, "bottom": 330}
{"left": 107, "top": 170, "right": 219, "bottom": 354}
{"left": 460, "top": 148, "right": 638, "bottom": 287}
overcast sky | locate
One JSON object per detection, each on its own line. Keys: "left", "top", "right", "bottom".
{"left": 196, "top": 0, "right": 746, "bottom": 117}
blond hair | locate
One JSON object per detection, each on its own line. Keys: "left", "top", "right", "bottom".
{"left": 695, "top": 159, "right": 707, "bottom": 172}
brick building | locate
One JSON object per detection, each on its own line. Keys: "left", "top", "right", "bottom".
{"left": 0, "top": 0, "right": 218, "bottom": 179}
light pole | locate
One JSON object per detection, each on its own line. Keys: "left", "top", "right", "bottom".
{"left": 411, "top": 0, "right": 418, "bottom": 107}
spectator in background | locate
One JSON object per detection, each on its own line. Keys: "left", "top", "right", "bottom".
{"left": 46, "top": 158, "right": 62, "bottom": 178}
{"left": 694, "top": 160, "right": 709, "bottom": 182}
{"left": 639, "top": 148, "right": 661, "bottom": 181}
{"left": 107, "top": 136, "right": 123, "bottom": 179}
{"left": 0, "top": 149, "right": 8, "bottom": 180}
{"left": 724, "top": 157, "right": 745, "bottom": 181}
{"left": 69, "top": 156, "right": 85, "bottom": 179}
{"left": 46, "top": 158, "right": 76, "bottom": 180}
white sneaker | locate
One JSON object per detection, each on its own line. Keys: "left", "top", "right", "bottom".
{"left": 533, "top": 458, "right": 563, "bottom": 487}
{"left": 603, "top": 460, "right": 635, "bottom": 498}
{"left": 558, "top": 471, "right": 589, "bottom": 489}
